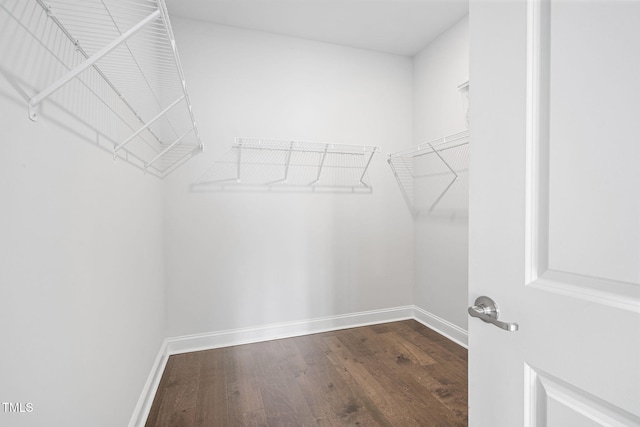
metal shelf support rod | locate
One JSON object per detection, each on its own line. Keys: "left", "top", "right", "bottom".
{"left": 236, "top": 143, "right": 242, "bottom": 182}
{"left": 428, "top": 177, "right": 458, "bottom": 213}
{"left": 428, "top": 143, "right": 458, "bottom": 178}
{"left": 283, "top": 142, "right": 294, "bottom": 181}
{"left": 113, "top": 94, "right": 184, "bottom": 155}
{"left": 144, "top": 128, "right": 194, "bottom": 170}
{"left": 359, "top": 150, "right": 376, "bottom": 184}
{"left": 28, "top": 8, "right": 160, "bottom": 117}
{"left": 309, "top": 144, "right": 329, "bottom": 185}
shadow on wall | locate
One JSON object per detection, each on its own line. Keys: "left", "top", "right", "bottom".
{"left": 190, "top": 138, "right": 379, "bottom": 194}
{"left": 0, "top": 67, "right": 125, "bottom": 162}
{"left": 0, "top": 4, "right": 118, "bottom": 160}
{"left": 0, "top": 66, "right": 188, "bottom": 178}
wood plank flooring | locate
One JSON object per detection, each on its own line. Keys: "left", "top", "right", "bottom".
{"left": 145, "top": 320, "right": 468, "bottom": 426}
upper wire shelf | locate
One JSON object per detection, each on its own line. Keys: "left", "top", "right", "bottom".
{"left": 388, "top": 130, "right": 469, "bottom": 217}
{"left": 1, "top": 0, "right": 202, "bottom": 178}
{"left": 191, "top": 138, "right": 379, "bottom": 193}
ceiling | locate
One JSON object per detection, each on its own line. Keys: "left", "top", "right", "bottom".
{"left": 164, "top": 0, "right": 469, "bottom": 57}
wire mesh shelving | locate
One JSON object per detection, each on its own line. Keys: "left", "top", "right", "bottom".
{"left": 388, "top": 130, "right": 469, "bottom": 217}
{"left": 1, "top": 0, "right": 202, "bottom": 177}
{"left": 191, "top": 138, "right": 379, "bottom": 193}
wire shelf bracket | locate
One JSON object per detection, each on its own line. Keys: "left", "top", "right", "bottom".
{"left": 192, "top": 138, "right": 380, "bottom": 193}
{"left": 12, "top": 0, "right": 204, "bottom": 178}
{"left": 388, "top": 130, "right": 470, "bottom": 217}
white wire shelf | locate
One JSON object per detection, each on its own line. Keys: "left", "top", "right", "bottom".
{"left": 388, "top": 130, "right": 469, "bottom": 217}
{"left": 1, "top": 0, "right": 202, "bottom": 178}
{"left": 191, "top": 138, "right": 379, "bottom": 193}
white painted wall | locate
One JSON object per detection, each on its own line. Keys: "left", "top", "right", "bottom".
{"left": 412, "top": 17, "right": 469, "bottom": 331}
{"left": 163, "top": 19, "right": 415, "bottom": 337}
{"left": 1, "top": 8, "right": 466, "bottom": 424}
{"left": 0, "top": 73, "right": 166, "bottom": 427}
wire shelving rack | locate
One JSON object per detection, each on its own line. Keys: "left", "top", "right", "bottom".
{"left": 192, "top": 138, "right": 379, "bottom": 193}
{"left": 388, "top": 130, "right": 469, "bottom": 217}
{"left": 1, "top": 0, "right": 202, "bottom": 178}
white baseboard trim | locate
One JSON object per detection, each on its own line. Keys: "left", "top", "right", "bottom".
{"left": 131, "top": 305, "right": 468, "bottom": 426}
{"left": 413, "top": 306, "right": 468, "bottom": 348}
{"left": 128, "top": 339, "right": 169, "bottom": 427}
{"left": 166, "top": 305, "right": 415, "bottom": 355}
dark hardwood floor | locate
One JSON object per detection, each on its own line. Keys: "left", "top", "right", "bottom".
{"left": 145, "top": 320, "right": 468, "bottom": 426}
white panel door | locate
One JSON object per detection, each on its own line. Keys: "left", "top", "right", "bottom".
{"left": 469, "top": 1, "right": 640, "bottom": 426}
